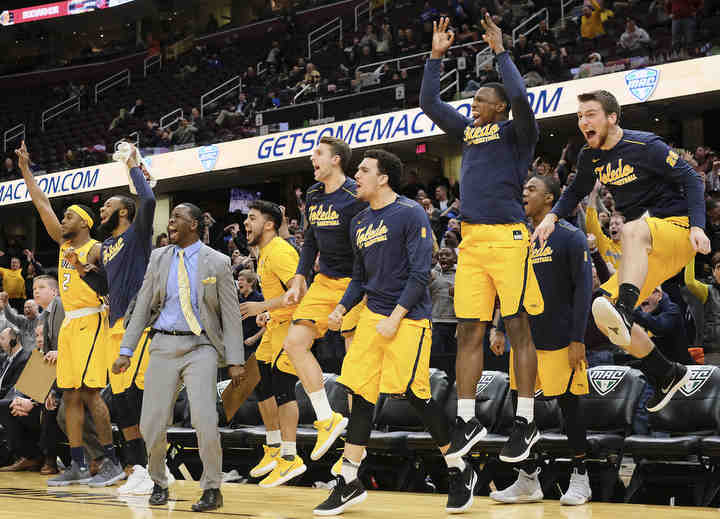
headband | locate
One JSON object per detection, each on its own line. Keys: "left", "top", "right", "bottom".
{"left": 68, "top": 205, "right": 94, "bottom": 229}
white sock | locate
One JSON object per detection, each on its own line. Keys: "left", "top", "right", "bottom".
{"left": 267, "top": 429, "right": 281, "bottom": 447}
{"left": 341, "top": 457, "right": 360, "bottom": 482}
{"left": 281, "top": 441, "right": 296, "bottom": 458}
{"left": 457, "top": 399, "right": 475, "bottom": 422}
{"left": 445, "top": 455, "right": 466, "bottom": 471}
{"left": 517, "top": 397, "right": 534, "bottom": 423}
{"left": 309, "top": 390, "right": 333, "bottom": 422}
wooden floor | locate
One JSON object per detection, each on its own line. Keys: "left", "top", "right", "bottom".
{"left": 0, "top": 473, "right": 716, "bottom": 519}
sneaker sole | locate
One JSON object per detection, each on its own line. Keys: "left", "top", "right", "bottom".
{"left": 47, "top": 477, "right": 92, "bottom": 487}
{"left": 311, "top": 416, "right": 349, "bottom": 461}
{"left": 117, "top": 478, "right": 145, "bottom": 495}
{"left": 331, "top": 451, "right": 367, "bottom": 477}
{"left": 250, "top": 460, "right": 278, "bottom": 478}
{"left": 490, "top": 489, "right": 544, "bottom": 504}
{"left": 560, "top": 493, "right": 592, "bottom": 506}
{"left": 130, "top": 485, "right": 155, "bottom": 496}
{"left": 313, "top": 490, "right": 367, "bottom": 516}
{"left": 445, "top": 427, "right": 488, "bottom": 459}
{"left": 499, "top": 431, "right": 540, "bottom": 464}
{"left": 646, "top": 368, "right": 690, "bottom": 413}
{"left": 258, "top": 464, "right": 307, "bottom": 488}
{"left": 592, "top": 298, "right": 631, "bottom": 347}
{"left": 446, "top": 469, "right": 478, "bottom": 513}
{"left": 88, "top": 471, "right": 127, "bottom": 488}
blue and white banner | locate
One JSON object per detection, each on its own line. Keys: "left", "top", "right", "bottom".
{"left": 1, "top": 54, "right": 718, "bottom": 207}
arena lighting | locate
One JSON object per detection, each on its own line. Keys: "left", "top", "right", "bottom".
{"left": 0, "top": 0, "right": 134, "bottom": 26}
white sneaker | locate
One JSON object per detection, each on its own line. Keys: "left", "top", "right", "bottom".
{"left": 113, "top": 141, "right": 133, "bottom": 164}
{"left": 490, "top": 468, "right": 543, "bottom": 503}
{"left": 117, "top": 465, "right": 147, "bottom": 494}
{"left": 560, "top": 469, "right": 592, "bottom": 505}
{"left": 130, "top": 471, "right": 154, "bottom": 495}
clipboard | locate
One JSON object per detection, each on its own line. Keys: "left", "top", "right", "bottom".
{"left": 221, "top": 353, "right": 261, "bottom": 422}
{"left": 14, "top": 349, "right": 56, "bottom": 403}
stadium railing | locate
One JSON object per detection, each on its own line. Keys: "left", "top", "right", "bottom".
{"left": 41, "top": 96, "right": 80, "bottom": 132}
{"left": 94, "top": 68, "right": 131, "bottom": 104}
{"left": 200, "top": 76, "right": 242, "bottom": 119}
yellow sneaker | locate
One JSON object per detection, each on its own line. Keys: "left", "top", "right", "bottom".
{"left": 312, "top": 412, "right": 348, "bottom": 461}
{"left": 258, "top": 456, "right": 307, "bottom": 488}
{"left": 250, "top": 445, "right": 280, "bottom": 478}
{"left": 330, "top": 450, "right": 367, "bottom": 477}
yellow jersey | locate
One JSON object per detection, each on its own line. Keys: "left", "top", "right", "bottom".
{"left": 0, "top": 267, "right": 25, "bottom": 299}
{"left": 258, "top": 236, "right": 299, "bottom": 322}
{"left": 59, "top": 239, "right": 103, "bottom": 311}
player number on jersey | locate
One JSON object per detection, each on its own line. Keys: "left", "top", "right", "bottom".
{"left": 63, "top": 273, "right": 71, "bottom": 291}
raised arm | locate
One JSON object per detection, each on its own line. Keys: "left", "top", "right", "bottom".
{"left": 419, "top": 17, "right": 472, "bottom": 140}
{"left": 683, "top": 257, "right": 709, "bottom": 303}
{"left": 16, "top": 142, "right": 62, "bottom": 244}
{"left": 129, "top": 163, "right": 156, "bottom": 241}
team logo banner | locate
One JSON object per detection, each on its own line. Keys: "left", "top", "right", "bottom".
{"left": 625, "top": 68, "right": 659, "bottom": 102}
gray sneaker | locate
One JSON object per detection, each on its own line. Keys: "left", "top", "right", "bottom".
{"left": 47, "top": 461, "right": 92, "bottom": 487}
{"left": 560, "top": 468, "right": 592, "bottom": 505}
{"left": 87, "top": 458, "right": 126, "bottom": 488}
{"left": 490, "top": 468, "right": 543, "bottom": 503}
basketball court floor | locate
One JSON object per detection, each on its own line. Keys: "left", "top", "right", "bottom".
{"left": 0, "top": 474, "right": 715, "bottom": 519}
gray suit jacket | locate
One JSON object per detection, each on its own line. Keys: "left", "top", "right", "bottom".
{"left": 120, "top": 243, "right": 245, "bottom": 365}
{"left": 41, "top": 296, "right": 64, "bottom": 354}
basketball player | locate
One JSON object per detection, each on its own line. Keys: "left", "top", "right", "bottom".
{"left": 282, "top": 136, "right": 367, "bottom": 464}
{"left": 490, "top": 176, "right": 592, "bottom": 505}
{"left": 15, "top": 141, "right": 124, "bottom": 487}
{"left": 240, "top": 201, "right": 306, "bottom": 487}
{"left": 72, "top": 144, "right": 160, "bottom": 494}
{"left": 420, "top": 15, "right": 543, "bottom": 462}
{"left": 533, "top": 90, "right": 710, "bottom": 412}
{"left": 314, "top": 150, "right": 476, "bottom": 516}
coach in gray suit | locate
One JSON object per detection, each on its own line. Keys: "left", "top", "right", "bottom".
{"left": 113, "top": 203, "right": 245, "bottom": 513}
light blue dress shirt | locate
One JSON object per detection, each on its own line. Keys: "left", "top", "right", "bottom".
{"left": 120, "top": 240, "right": 203, "bottom": 357}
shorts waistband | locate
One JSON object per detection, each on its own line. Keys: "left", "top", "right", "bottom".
{"left": 64, "top": 306, "right": 104, "bottom": 321}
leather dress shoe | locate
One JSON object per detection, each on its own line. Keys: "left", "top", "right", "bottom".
{"left": 149, "top": 484, "right": 169, "bottom": 506}
{"left": 0, "top": 457, "right": 42, "bottom": 472}
{"left": 192, "top": 488, "right": 223, "bottom": 512}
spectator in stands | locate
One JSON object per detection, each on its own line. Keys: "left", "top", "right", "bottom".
{"left": 171, "top": 118, "right": 198, "bottom": 145}
{"left": 376, "top": 23, "right": 393, "bottom": 56}
{"left": 236, "top": 270, "right": 264, "bottom": 358}
{"left": 109, "top": 108, "right": 129, "bottom": 131}
{"left": 1, "top": 158, "right": 20, "bottom": 181}
{"left": 618, "top": 18, "right": 652, "bottom": 56}
{"left": 666, "top": 0, "right": 702, "bottom": 51}
{"left": 402, "top": 27, "right": 419, "bottom": 54}
{"left": 0, "top": 293, "right": 39, "bottom": 351}
{"left": 430, "top": 247, "right": 458, "bottom": 380}
{"left": 576, "top": 51, "right": 605, "bottom": 78}
{"left": 684, "top": 252, "right": 720, "bottom": 365}
{"left": 360, "top": 24, "right": 378, "bottom": 51}
{"left": 706, "top": 155, "right": 720, "bottom": 193}
{"left": 266, "top": 41, "right": 282, "bottom": 65}
{"left": 586, "top": 181, "right": 623, "bottom": 268}
{"left": 155, "top": 233, "right": 169, "bottom": 248}
{"left": 0, "top": 257, "right": 26, "bottom": 313}
{"left": 22, "top": 250, "right": 42, "bottom": 298}
{"left": 580, "top": 0, "right": 607, "bottom": 42}
{"left": 129, "top": 98, "right": 145, "bottom": 119}
{"left": 634, "top": 287, "right": 694, "bottom": 364}
{"left": 530, "top": 19, "right": 556, "bottom": 46}
{"left": 695, "top": 146, "right": 713, "bottom": 175}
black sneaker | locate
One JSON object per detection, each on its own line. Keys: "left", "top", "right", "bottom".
{"left": 592, "top": 297, "right": 633, "bottom": 347}
{"left": 646, "top": 363, "right": 690, "bottom": 413}
{"left": 500, "top": 417, "right": 539, "bottom": 463}
{"left": 446, "top": 462, "right": 477, "bottom": 514}
{"left": 149, "top": 483, "right": 169, "bottom": 506}
{"left": 445, "top": 417, "right": 487, "bottom": 459}
{"left": 313, "top": 476, "right": 367, "bottom": 516}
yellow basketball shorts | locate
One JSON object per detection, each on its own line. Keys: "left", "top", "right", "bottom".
{"left": 455, "top": 222, "right": 544, "bottom": 321}
{"left": 107, "top": 319, "right": 151, "bottom": 394}
{"left": 256, "top": 318, "right": 296, "bottom": 376}
{"left": 600, "top": 216, "right": 694, "bottom": 306}
{"left": 337, "top": 308, "right": 432, "bottom": 405}
{"left": 57, "top": 312, "right": 109, "bottom": 390}
{"left": 292, "top": 273, "right": 365, "bottom": 337}
{"left": 510, "top": 346, "right": 589, "bottom": 397}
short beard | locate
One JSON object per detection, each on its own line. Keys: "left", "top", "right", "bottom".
{"left": 99, "top": 209, "right": 121, "bottom": 239}
{"left": 61, "top": 230, "right": 77, "bottom": 241}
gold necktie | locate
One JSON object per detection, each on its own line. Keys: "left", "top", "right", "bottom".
{"left": 178, "top": 249, "right": 202, "bottom": 335}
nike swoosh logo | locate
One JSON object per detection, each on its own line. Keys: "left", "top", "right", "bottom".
{"left": 280, "top": 466, "right": 294, "bottom": 477}
{"left": 525, "top": 430, "right": 536, "bottom": 443}
{"left": 592, "top": 158, "right": 601, "bottom": 163}
{"left": 464, "top": 427, "right": 478, "bottom": 440}
{"left": 324, "top": 416, "right": 338, "bottom": 432}
{"left": 341, "top": 491, "right": 359, "bottom": 503}
{"left": 661, "top": 378, "right": 675, "bottom": 393}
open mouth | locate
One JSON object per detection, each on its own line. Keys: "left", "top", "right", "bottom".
{"left": 168, "top": 227, "right": 178, "bottom": 240}
{"left": 585, "top": 130, "right": 597, "bottom": 140}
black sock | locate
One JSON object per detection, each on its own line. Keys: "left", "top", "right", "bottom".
{"left": 617, "top": 283, "right": 640, "bottom": 313}
{"left": 125, "top": 438, "right": 147, "bottom": 467}
{"left": 572, "top": 456, "right": 587, "bottom": 475}
{"left": 520, "top": 457, "right": 537, "bottom": 474}
{"left": 641, "top": 347, "right": 674, "bottom": 379}
{"left": 102, "top": 444, "right": 118, "bottom": 465}
{"left": 70, "top": 446, "right": 87, "bottom": 469}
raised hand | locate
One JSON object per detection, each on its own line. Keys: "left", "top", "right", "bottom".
{"left": 431, "top": 17, "right": 455, "bottom": 59}
{"left": 15, "top": 140, "right": 30, "bottom": 171}
{"left": 481, "top": 13, "right": 505, "bottom": 54}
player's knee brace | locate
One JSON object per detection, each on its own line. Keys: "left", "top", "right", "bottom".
{"left": 346, "top": 394, "right": 374, "bottom": 446}
{"left": 406, "top": 390, "right": 450, "bottom": 447}
{"left": 272, "top": 368, "right": 298, "bottom": 406}
{"left": 558, "top": 393, "right": 588, "bottom": 455}
{"left": 256, "top": 361, "right": 274, "bottom": 402}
